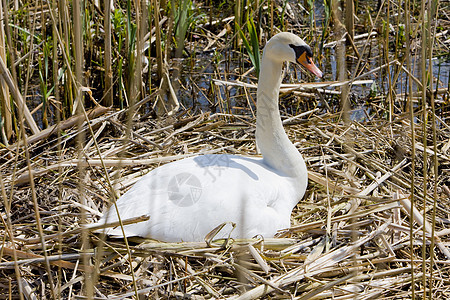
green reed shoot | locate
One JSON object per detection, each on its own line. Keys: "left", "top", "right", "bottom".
{"left": 173, "top": 0, "right": 202, "bottom": 58}
{"left": 237, "top": 16, "right": 261, "bottom": 77}
{"left": 174, "top": 0, "right": 190, "bottom": 58}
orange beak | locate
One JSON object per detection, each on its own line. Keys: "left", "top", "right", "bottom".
{"left": 297, "top": 52, "right": 323, "bottom": 78}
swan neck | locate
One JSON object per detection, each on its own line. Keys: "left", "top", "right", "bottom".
{"left": 256, "top": 55, "right": 307, "bottom": 187}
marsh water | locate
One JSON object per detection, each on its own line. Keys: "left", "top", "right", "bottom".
{"left": 175, "top": 43, "right": 448, "bottom": 119}
{"left": 27, "top": 0, "right": 450, "bottom": 128}
{"left": 173, "top": 0, "right": 449, "bottom": 123}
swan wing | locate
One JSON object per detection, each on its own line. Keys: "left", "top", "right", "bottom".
{"left": 97, "top": 154, "right": 300, "bottom": 242}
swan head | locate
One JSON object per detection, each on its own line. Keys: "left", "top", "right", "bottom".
{"left": 264, "top": 32, "right": 323, "bottom": 78}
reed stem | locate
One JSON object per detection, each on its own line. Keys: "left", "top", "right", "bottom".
{"left": 104, "top": 0, "right": 113, "bottom": 106}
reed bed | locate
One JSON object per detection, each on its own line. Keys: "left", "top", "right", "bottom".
{"left": 0, "top": 0, "right": 449, "bottom": 299}
{"left": 1, "top": 86, "right": 449, "bottom": 298}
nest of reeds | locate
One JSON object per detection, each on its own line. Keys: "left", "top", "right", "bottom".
{"left": 1, "top": 82, "right": 449, "bottom": 298}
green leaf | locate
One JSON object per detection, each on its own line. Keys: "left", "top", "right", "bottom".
{"left": 237, "top": 16, "right": 260, "bottom": 78}
{"left": 247, "top": 17, "right": 260, "bottom": 76}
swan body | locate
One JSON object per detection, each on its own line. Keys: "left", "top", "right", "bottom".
{"left": 98, "top": 32, "right": 322, "bottom": 242}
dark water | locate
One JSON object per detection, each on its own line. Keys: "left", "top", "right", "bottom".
{"left": 174, "top": 0, "right": 449, "bottom": 122}
{"left": 26, "top": 1, "right": 449, "bottom": 129}
{"left": 175, "top": 45, "right": 448, "bottom": 121}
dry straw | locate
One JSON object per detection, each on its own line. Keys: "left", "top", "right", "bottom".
{"left": 0, "top": 0, "right": 449, "bottom": 299}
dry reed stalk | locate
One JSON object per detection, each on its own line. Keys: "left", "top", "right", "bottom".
{"left": 235, "top": 0, "right": 242, "bottom": 48}
{"left": 50, "top": 0, "right": 62, "bottom": 123}
{"left": 402, "top": 5, "right": 415, "bottom": 279}
{"left": 73, "top": 94, "right": 94, "bottom": 298}
{"left": 0, "top": 52, "right": 39, "bottom": 135}
{"left": 0, "top": 173, "right": 24, "bottom": 299}
{"left": 130, "top": 0, "right": 143, "bottom": 108}
{"left": 1, "top": 0, "right": 17, "bottom": 86}
{"left": 104, "top": 0, "right": 113, "bottom": 106}
{"left": 59, "top": 0, "right": 74, "bottom": 113}
{"left": 332, "top": 0, "right": 350, "bottom": 125}
{"left": 270, "top": 0, "right": 274, "bottom": 38}
{"left": 426, "top": 2, "right": 442, "bottom": 297}
{"left": 420, "top": 0, "right": 429, "bottom": 292}
{"left": 9, "top": 105, "right": 109, "bottom": 150}
{"left": 22, "top": 5, "right": 39, "bottom": 124}
{"left": 15, "top": 89, "right": 57, "bottom": 300}
{"left": 86, "top": 101, "right": 142, "bottom": 298}
{"left": 0, "top": 0, "right": 11, "bottom": 142}
{"left": 345, "top": 0, "right": 354, "bottom": 44}
{"left": 50, "top": 0, "right": 61, "bottom": 226}
{"left": 384, "top": 0, "right": 395, "bottom": 139}
{"left": 153, "top": 0, "right": 163, "bottom": 80}
{"left": 73, "top": 0, "right": 84, "bottom": 115}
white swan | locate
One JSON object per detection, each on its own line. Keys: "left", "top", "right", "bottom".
{"left": 98, "top": 32, "right": 322, "bottom": 242}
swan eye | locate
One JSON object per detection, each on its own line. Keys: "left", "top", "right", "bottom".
{"left": 289, "top": 44, "right": 313, "bottom": 59}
